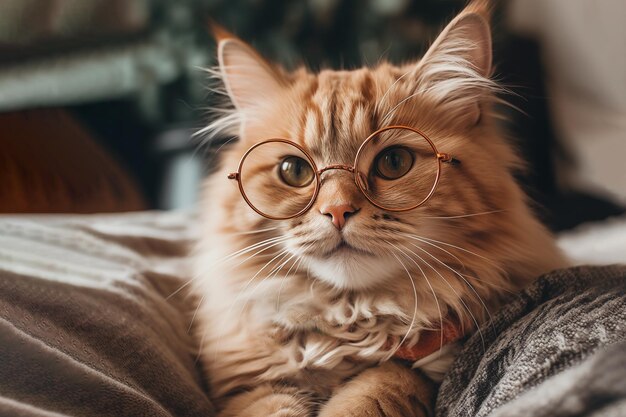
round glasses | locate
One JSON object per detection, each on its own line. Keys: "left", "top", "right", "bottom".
{"left": 227, "top": 125, "right": 459, "bottom": 220}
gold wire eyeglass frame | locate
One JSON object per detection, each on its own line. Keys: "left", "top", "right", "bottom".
{"left": 227, "top": 125, "right": 459, "bottom": 220}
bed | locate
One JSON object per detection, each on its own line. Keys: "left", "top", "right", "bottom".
{"left": 0, "top": 210, "right": 624, "bottom": 416}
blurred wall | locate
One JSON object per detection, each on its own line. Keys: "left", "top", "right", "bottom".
{"left": 509, "top": 0, "right": 626, "bottom": 205}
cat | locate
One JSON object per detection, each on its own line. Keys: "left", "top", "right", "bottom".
{"left": 192, "top": 1, "right": 567, "bottom": 416}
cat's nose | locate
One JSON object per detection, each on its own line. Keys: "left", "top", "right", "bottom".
{"left": 320, "top": 204, "right": 357, "bottom": 230}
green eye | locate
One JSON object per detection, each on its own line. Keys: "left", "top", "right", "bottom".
{"left": 279, "top": 156, "right": 315, "bottom": 187}
{"left": 374, "top": 147, "right": 414, "bottom": 180}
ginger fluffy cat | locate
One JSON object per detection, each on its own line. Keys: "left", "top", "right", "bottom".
{"left": 193, "top": 1, "right": 567, "bottom": 415}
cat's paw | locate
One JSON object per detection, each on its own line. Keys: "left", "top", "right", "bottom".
{"left": 319, "top": 393, "right": 429, "bottom": 417}
{"left": 318, "top": 362, "right": 435, "bottom": 417}
{"left": 240, "top": 392, "right": 310, "bottom": 417}
{"left": 218, "top": 385, "right": 311, "bottom": 417}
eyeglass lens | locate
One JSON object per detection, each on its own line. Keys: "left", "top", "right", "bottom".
{"left": 238, "top": 128, "right": 439, "bottom": 219}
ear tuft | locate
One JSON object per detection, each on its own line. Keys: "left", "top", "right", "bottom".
{"left": 208, "top": 19, "right": 236, "bottom": 43}
{"left": 199, "top": 25, "right": 287, "bottom": 141}
{"left": 213, "top": 31, "right": 287, "bottom": 119}
{"left": 410, "top": 6, "right": 496, "bottom": 127}
{"left": 421, "top": 11, "right": 492, "bottom": 78}
{"left": 465, "top": 0, "right": 494, "bottom": 18}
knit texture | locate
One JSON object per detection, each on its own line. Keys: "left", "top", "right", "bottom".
{"left": 437, "top": 265, "right": 626, "bottom": 417}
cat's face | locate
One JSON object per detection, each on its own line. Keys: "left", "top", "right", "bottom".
{"left": 204, "top": 9, "right": 525, "bottom": 292}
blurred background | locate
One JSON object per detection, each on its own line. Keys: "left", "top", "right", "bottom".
{"left": 0, "top": 0, "right": 624, "bottom": 231}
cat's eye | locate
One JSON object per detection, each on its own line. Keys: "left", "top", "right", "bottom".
{"left": 374, "top": 147, "right": 414, "bottom": 180}
{"left": 278, "top": 156, "right": 315, "bottom": 187}
{"left": 228, "top": 127, "right": 459, "bottom": 220}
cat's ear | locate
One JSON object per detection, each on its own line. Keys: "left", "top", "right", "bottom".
{"left": 415, "top": 4, "right": 494, "bottom": 127}
{"left": 211, "top": 23, "right": 287, "bottom": 114}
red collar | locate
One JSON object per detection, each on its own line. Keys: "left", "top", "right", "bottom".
{"left": 388, "top": 320, "right": 464, "bottom": 362}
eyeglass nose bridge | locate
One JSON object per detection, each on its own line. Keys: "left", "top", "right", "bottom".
{"left": 315, "top": 164, "right": 371, "bottom": 196}
{"left": 316, "top": 164, "right": 355, "bottom": 175}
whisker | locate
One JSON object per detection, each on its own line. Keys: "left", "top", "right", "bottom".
{"left": 224, "top": 227, "right": 279, "bottom": 236}
{"left": 276, "top": 244, "right": 311, "bottom": 310}
{"left": 381, "top": 90, "right": 423, "bottom": 125}
{"left": 407, "top": 237, "right": 515, "bottom": 295}
{"left": 193, "top": 236, "right": 289, "bottom": 278}
{"left": 210, "top": 248, "right": 291, "bottom": 364}
{"left": 399, "top": 243, "right": 486, "bottom": 352}
{"left": 197, "top": 235, "right": 290, "bottom": 277}
{"left": 406, "top": 233, "right": 507, "bottom": 275}
{"left": 376, "top": 68, "right": 414, "bottom": 115}
{"left": 219, "top": 236, "right": 290, "bottom": 265}
{"left": 414, "top": 244, "right": 496, "bottom": 338}
{"left": 188, "top": 293, "right": 205, "bottom": 333}
{"left": 459, "top": 272, "right": 517, "bottom": 296}
{"left": 167, "top": 235, "right": 289, "bottom": 300}
{"left": 403, "top": 235, "right": 466, "bottom": 269}
{"left": 388, "top": 241, "right": 444, "bottom": 355}
{"left": 240, "top": 249, "right": 299, "bottom": 315}
{"left": 386, "top": 245, "right": 419, "bottom": 359}
{"left": 228, "top": 238, "right": 291, "bottom": 270}
{"left": 263, "top": 250, "right": 297, "bottom": 283}
{"left": 236, "top": 249, "right": 291, "bottom": 301}
{"left": 419, "top": 210, "right": 505, "bottom": 220}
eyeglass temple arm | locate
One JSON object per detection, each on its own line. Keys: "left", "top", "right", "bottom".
{"left": 438, "top": 153, "right": 461, "bottom": 165}
{"left": 228, "top": 173, "right": 239, "bottom": 180}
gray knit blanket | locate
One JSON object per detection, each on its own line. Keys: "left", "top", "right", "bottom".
{"left": 437, "top": 265, "right": 626, "bottom": 417}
